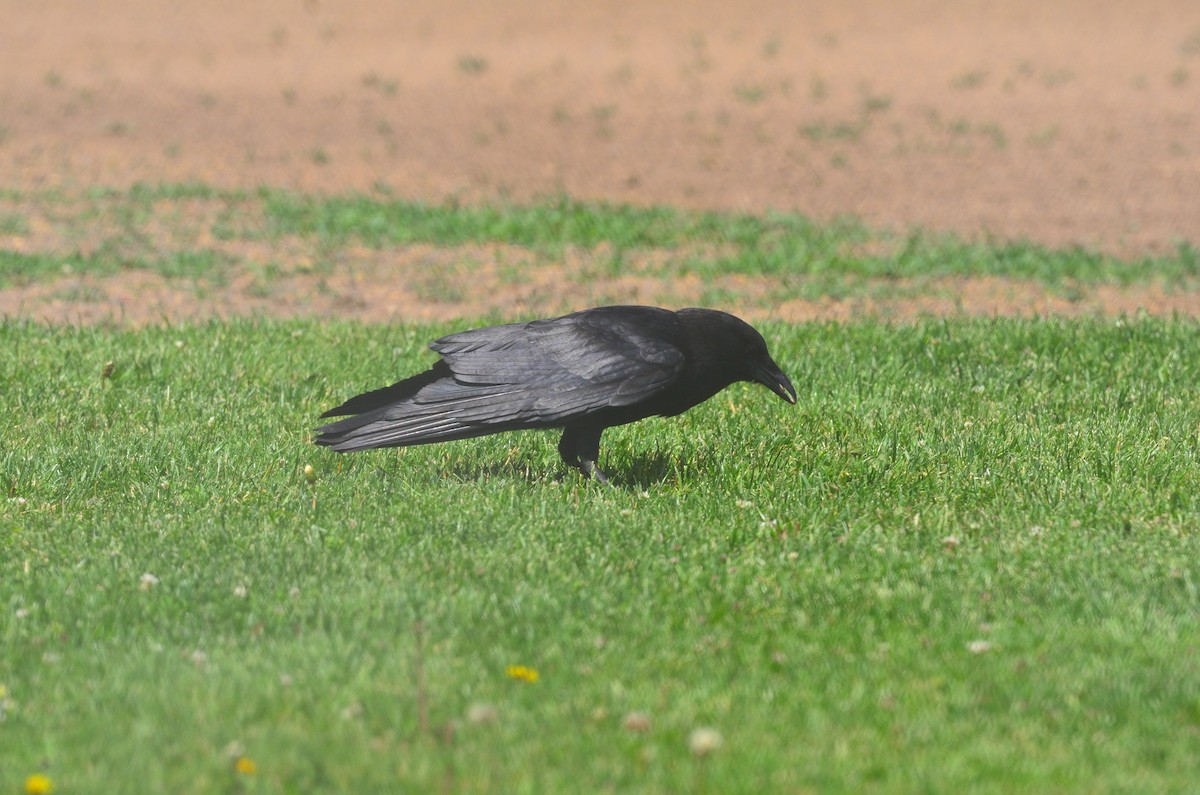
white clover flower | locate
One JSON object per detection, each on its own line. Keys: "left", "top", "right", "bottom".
{"left": 466, "top": 703, "right": 499, "bottom": 725}
{"left": 688, "top": 727, "right": 723, "bottom": 757}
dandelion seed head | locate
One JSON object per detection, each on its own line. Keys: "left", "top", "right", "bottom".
{"left": 967, "top": 639, "right": 992, "bottom": 654}
{"left": 139, "top": 572, "right": 160, "bottom": 591}
{"left": 233, "top": 585, "right": 248, "bottom": 599}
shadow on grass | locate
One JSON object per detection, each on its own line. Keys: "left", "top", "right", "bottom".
{"left": 615, "top": 450, "right": 679, "bottom": 489}
{"left": 442, "top": 449, "right": 679, "bottom": 489}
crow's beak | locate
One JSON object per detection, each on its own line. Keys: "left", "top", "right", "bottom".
{"left": 754, "top": 362, "right": 797, "bottom": 405}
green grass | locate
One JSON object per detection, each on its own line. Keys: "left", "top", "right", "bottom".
{"left": 0, "top": 250, "right": 121, "bottom": 287}
{"left": 261, "top": 191, "right": 1200, "bottom": 285}
{"left": 0, "top": 212, "right": 29, "bottom": 236}
{"left": 3, "top": 316, "right": 1200, "bottom": 793}
{"left": 4, "top": 185, "right": 1199, "bottom": 293}
{"left": 0, "top": 248, "right": 231, "bottom": 289}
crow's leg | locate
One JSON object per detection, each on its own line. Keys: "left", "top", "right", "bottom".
{"left": 557, "top": 426, "right": 581, "bottom": 468}
{"left": 558, "top": 424, "right": 610, "bottom": 484}
{"left": 580, "top": 459, "right": 610, "bottom": 485}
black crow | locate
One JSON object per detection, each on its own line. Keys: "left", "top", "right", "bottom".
{"left": 315, "top": 305, "right": 796, "bottom": 483}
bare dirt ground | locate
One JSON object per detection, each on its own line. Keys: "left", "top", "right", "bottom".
{"left": 2, "top": 0, "right": 1199, "bottom": 323}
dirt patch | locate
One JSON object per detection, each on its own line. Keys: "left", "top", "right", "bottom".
{"left": 5, "top": 0, "right": 1200, "bottom": 252}
{"left": 2, "top": 0, "right": 1199, "bottom": 323}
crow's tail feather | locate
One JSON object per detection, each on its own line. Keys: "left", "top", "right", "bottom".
{"left": 313, "top": 411, "right": 500, "bottom": 452}
{"left": 319, "top": 362, "right": 452, "bottom": 418}
{"left": 314, "top": 365, "right": 539, "bottom": 452}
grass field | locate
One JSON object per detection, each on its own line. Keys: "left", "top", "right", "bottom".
{"left": 3, "top": 310, "right": 1200, "bottom": 792}
{"left": 3, "top": 186, "right": 1199, "bottom": 301}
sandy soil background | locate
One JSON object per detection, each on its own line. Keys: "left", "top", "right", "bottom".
{"left": 2, "top": 0, "right": 1199, "bottom": 322}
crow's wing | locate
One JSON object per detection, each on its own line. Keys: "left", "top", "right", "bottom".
{"left": 315, "top": 307, "right": 687, "bottom": 451}
{"left": 428, "top": 307, "right": 686, "bottom": 422}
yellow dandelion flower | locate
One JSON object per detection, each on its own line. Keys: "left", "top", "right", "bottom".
{"left": 235, "top": 756, "right": 257, "bottom": 775}
{"left": 25, "top": 774, "right": 53, "bottom": 795}
{"left": 505, "top": 664, "right": 539, "bottom": 683}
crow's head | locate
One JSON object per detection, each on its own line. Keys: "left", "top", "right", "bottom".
{"left": 684, "top": 309, "right": 797, "bottom": 404}
{"left": 742, "top": 332, "right": 797, "bottom": 405}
